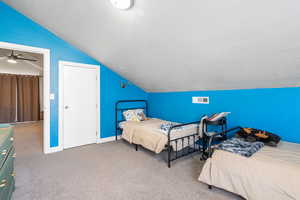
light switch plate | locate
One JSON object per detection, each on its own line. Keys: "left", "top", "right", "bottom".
{"left": 50, "top": 93, "right": 55, "bottom": 100}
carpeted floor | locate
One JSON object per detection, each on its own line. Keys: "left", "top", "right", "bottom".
{"left": 11, "top": 122, "right": 242, "bottom": 200}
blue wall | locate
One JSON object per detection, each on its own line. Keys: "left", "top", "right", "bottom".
{"left": 1, "top": 2, "right": 299, "bottom": 147}
{"left": 149, "top": 87, "right": 300, "bottom": 143}
{"left": 0, "top": 2, "right": 147, "bottom": 147}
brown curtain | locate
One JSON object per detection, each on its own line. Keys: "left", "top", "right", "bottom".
{"left": 17, "top": 75, "right": 40, "bottom": 122}
{"left": 0, "top": 74, "right": 17, "bottom": 123}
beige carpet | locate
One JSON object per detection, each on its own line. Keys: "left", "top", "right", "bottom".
{"left": 11, "top": 122, "right": 242, "bottom": 200}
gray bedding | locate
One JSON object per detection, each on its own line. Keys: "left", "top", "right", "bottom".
{"left": 217, "top": 137, "right": 264, "bottom": 157}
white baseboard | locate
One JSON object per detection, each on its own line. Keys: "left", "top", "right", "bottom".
{"left": 44, "top": 136, "right": 120, "bottom": 154}
{"left": 44, "top": 146, "right": 63, "bottom": 154}
{"left": 97, "top": 135, "right": 121, "bottom": 144}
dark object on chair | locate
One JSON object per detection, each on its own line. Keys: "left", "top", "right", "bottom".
{"left": 236, "top": 128, "right": 281, "bottom": 147}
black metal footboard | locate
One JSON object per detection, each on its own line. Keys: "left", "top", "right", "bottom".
{"left": 167, "top": 121, "right": 202, "bottom": 168}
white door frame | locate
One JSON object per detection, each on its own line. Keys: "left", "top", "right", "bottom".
{"left": 58, "top": 61, "right": 101, "bottom": 150}
{"left": 0, "top": 41, "right": 51, "bottom": 154}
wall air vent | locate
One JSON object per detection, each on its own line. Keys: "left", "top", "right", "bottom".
{"left": 192, "top": 97, "right": 209, "bottom": 104}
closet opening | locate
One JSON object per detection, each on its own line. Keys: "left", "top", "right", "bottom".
{"left": 0, "top": 46, "right": 46, "bottom": 154}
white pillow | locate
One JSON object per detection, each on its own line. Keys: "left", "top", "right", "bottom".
{"left": 135, "top": 109, "right": 146, "bottom": 121}
{"left": 123, "top": 110, "right": 139, "bottom": 121}
{"left": 123, "top": 109, "right": 146, "bottom": 121}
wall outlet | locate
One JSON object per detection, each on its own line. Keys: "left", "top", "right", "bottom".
{"left": 192, "top": 97, "right": 209, "bottom": 104}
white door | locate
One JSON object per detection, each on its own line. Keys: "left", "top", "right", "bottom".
{"left": 62, "top": 65, "right": 98, "bottom": 149}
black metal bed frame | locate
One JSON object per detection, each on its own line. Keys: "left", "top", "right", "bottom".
{"left": 115, "top": 100, "right": 148, "bottom": 141}
{"left": 115, "top": 100, "right": 202, "bottom": 168}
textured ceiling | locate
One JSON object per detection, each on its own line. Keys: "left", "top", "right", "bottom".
{"left": 3, "top": 0, "right": 300, "bottom": 92}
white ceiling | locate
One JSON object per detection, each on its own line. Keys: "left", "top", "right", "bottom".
{"left": 3, "top": 0, "right": 300, "bottom": 92}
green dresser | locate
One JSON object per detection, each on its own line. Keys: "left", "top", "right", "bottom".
{"left": 0, "top": 125, "right": 15, "bottom": 200}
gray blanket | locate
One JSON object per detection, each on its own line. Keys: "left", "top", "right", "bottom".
{"left": 160, "top": 122, "right": 183, "bottom": 134}
{"left": 218, "top": 138, "right": 264, "bottom": 157}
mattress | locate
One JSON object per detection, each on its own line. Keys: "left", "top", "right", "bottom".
{"left": 120, "top": 118, "right": 198, "bottom": 153}
{"left": 199, "top": 141, "right": 300, "bottom": 200}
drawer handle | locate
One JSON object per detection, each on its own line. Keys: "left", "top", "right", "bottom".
{"left": 0, "top": 179, "right": 7, "bottom": 188}
{"left": 1, "top": 150, "right": 7, "bottom": 155}
{"left": 11, "top": 172, "right": 16, "bottom": 177}
{"left": 10, "top": 137, "right": 14, "bottom": 141}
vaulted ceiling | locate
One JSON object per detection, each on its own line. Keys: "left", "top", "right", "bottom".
{"left": 3, "top": 0, "right": 300, "bottom": 92}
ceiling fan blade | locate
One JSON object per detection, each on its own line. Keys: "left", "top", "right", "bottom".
{"left": 16, "top": 57, "right": 37, "bottom": 62}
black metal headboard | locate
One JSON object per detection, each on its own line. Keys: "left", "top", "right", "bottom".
{"left": 115, "top": 100, "right": 148, "bottom": 140}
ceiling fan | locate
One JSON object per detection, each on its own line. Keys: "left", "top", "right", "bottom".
{"left": 0, "top": 50, "right": 38, "bottom": 64}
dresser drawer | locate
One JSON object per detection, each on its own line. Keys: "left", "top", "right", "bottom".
{"left": 0, "top": 127, "right": 14, "bottom": 169}
{"left": 7, "top": 176, "right": 15, "bottom": 200}
{"left": 0, "top": 147, "right": 15, "bottom": 199}
{"left": 0, "top": 173, "right": 14, "bottom": 200}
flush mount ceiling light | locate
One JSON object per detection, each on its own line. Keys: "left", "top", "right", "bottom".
{"left": 110, "top": 0, "right": 133, "bottom": 10}
{"left": 7, "top": 58, "right": 17, "bottom": 64}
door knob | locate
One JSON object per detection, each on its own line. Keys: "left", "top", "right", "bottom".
{"left": 64, "top": 105, "right": 69, "bottom": 109}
